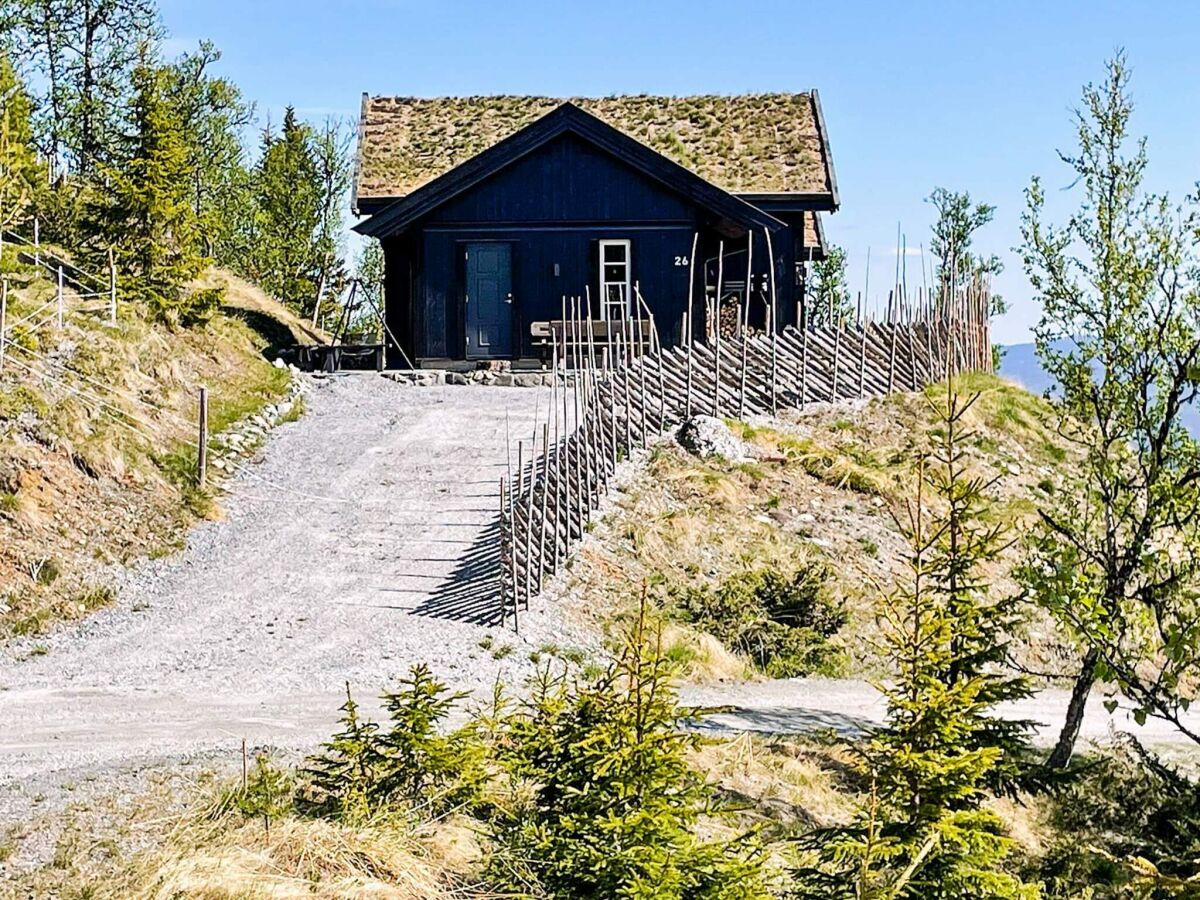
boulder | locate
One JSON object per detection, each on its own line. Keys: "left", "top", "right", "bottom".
{"left": 676, "top": 416, "right": 747, "bottom": 461}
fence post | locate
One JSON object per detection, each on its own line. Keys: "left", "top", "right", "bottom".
{"left": 33, "top": 217, "right": 39, "bottom": 267}
{"left": 108, "top": 249, "right": 117, "bottom": 325}
{"left": 56, "top": 265, "right": 64, "bottom": 328}
{"left": 197, "top": 386, "right": 209, "bottom": 488}
{"left": 0, "top": 278, "right": 7, "bottom": 374}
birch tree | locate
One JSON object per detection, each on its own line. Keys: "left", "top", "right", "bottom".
{"left": 1019, "top": 53, "right": 1200, "bottom": 768}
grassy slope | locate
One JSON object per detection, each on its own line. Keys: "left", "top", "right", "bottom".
{"left": 560, "top": 371, "right": 1074, "bottom": 681}
{"left": 0, "top": 263, "right": 312, "bottom": 638}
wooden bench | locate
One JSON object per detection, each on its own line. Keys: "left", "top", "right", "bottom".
{"left": 530, "top": 319, "right": 653, "bottom": 364}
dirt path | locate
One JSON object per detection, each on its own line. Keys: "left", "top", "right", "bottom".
{"left": 680, "top": 678, "right": 1200, "bottom": 764}
{"left": 0, "top": 375, "right": 594, "bottom": 818}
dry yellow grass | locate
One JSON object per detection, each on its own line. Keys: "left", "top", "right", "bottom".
{"left": 558, "top": 373, "right": 1075, "bottom": 681}
{"left": 109, "top": 814, "right": 456, "bottom": 900}
{"left": 0, "top": 265, "right": 300, "bottom": 636}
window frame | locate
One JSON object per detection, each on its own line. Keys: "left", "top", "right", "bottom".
{"left": 598, "top": 239, "right": 632, "bottom": 321}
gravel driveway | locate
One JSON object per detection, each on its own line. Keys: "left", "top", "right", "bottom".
{"left": 0, "top": 375, "right": 593, "bottom": 816}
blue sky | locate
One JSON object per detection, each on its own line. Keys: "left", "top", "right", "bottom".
{"left": 160, "top": 0, "right": 1200, "bottom": 344}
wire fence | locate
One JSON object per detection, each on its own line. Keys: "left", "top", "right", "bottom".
{"left": 497, "top": 282, "right": 992, "bottom": 631}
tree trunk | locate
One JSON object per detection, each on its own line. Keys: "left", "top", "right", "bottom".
{"left": 1046, "top": 647, "right": 1100, "bottom": 769}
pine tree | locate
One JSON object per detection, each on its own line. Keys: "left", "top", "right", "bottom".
{"left": 296, "top": 682, "right": 380, "bottom": 822}
{"left": 793, "top": 378, "right": 1038, "bottom": 900}
{"left": 90, "top": 54, "right": 214, "bottom": 323}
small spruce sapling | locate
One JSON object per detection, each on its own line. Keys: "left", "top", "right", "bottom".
{"left": 793, "top": 376, "right": 1037, "bottom": 900}
{"left": 374, "top": 663, "right": 487, "bottom": 816}
{"left": 297, "top": 681, "right": 380, "bottom": 821}
{"left": 236, "top": 752, "right": 293, "bottom": 838}
{"left": 489, "top": 594, "right": 772, "bottom": 900}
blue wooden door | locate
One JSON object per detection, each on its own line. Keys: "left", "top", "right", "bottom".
{"left": 465, "top": 243, "right": 513, "bottom": 358}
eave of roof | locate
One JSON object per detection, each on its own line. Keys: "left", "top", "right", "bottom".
{"left": 354, "top": 102, "right": 787, "bottom": 239}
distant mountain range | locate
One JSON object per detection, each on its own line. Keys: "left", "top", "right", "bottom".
{"left": 999, "top": 342, "right": 1200, "bottom": 434}
{"left": 996, "top": 343, "right": 1056, "bottom": 396}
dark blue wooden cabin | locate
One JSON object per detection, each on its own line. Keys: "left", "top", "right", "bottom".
{"left": 353, "top": 94, "right": 838, "bottom": 368}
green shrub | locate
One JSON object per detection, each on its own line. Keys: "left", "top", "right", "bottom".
{"left": 299, "top": 666, "right": 486, "bottom": 821}
{"left": 296, "top": 682, "right": 380, "bottom": 822}
{"left": 674, "top": 564, "right": 846, "bottom": 677}
{"left": 488, "top": 609, "right": 772, "bottom": 899}
{"left": 1034, "top": 740, "right": 1200, "bottom": 897}
{"left": 229, "top": 753, "right": 294, "bottom": 836}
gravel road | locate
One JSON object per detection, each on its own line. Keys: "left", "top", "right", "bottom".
{"left": 681, "top": 678, "right": 1200, "bottom": 764}
{"left": 0, "top": 375, "right": 595, "bottom": 819}
{"left": 3, "top": 374, "right": 1198, "bottom": 831}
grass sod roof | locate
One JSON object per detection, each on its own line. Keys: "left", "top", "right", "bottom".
{"left": 354, "top": 93, "right": 836, "bottom": 207}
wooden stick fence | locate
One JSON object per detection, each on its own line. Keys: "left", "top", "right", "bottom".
{"left": 497, "top": 280, "right": 993, "bottom": 629}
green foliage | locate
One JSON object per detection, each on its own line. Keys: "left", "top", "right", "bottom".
{"left": 250, "top": 107, "right": 322, "bottom": 311}
{"left": 807, "top": 244, "right": 855, "bottom": 328}
{"left": 0, "top": 55, "right": 44, "bottom": 231}
{"left": 344, "top": 239, "right": 385, "bottom": 341}
{"left": 6, "top": 0, "right": 162, "bottom": 174}
{"left": 88, "top": 55, "right": 210, "bottom": 323}
{"left": 928, "top": 187, "right": 1005, "bottom": 317}
{"left": 488, "top": 607, "right": 772, "bottom": 899}
{"left": 793, "top": 380, "right": 1037, "bottom": 899}
{"left": 297, "top": 682, "right": 380, "bottom": 822}
{"left": 1019, "top": 53, "right": 1200, "bottom": 765}
{"left": 232, "top": 753, "right": 294, "bottom": 836}
{"left": 1035, "top": 741, "right": 1200, "bottom": 898}
{"left": 297, "top": 665, "right": 485, "bottom": 822}
{"left": 674, "top": 564, "right": 846, "bottom": 677}
{"left": 163, "top": 40, "right": 254, "bottom": 260}
{"left": 373, "top": 663, "right": 487, "bottom": 815}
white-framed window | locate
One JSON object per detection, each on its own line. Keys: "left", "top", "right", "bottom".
{"left": 599, "top": 239, "right": 631, "bottom": 321}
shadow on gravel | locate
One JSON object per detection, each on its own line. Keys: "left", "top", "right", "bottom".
{"left": 412, "top": 518, "right": 506, "bottom": 626}
{"left": 689, "top": 706, "right": 877, "bottom": 740}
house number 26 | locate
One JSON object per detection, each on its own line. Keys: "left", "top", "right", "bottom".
{"left": 674, "top": 255, "right": 690, "bottom": 266}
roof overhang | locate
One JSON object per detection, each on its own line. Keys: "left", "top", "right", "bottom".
{"left": 354, "top": 102, "right": 786, "bottom": 240}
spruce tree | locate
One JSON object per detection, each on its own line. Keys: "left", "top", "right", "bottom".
{"left": 489, "top": 602, "right": 771, "bottom": 900}
{"left": 90, "top": 54, "right": 213, "bottom": 323}
{"left": 0, "top": 55, "right": 43, "bottom": 233}
{"left": 252, "top": 107, "right": 322, "bottom": 311}
{"left": 793, "top": 378, "right": 1038, "bottom": 900}
{"left": 296, "top": 682, "right": 380, "bottom": 822}
{"left": 372, "top": 663, "right": 486, "bottom": 815}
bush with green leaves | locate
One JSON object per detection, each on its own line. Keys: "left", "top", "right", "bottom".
{"left": 487, "top": 608, "right": 773, "bottom": 900}
{"left": 674, "top": 564, "right": 846, "bottom": 677}
{"left": 230, "top": 753, "right": 294, "bottom": 837}
{"left": 298, "top": 665, "right": 486, "bottom": 821}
